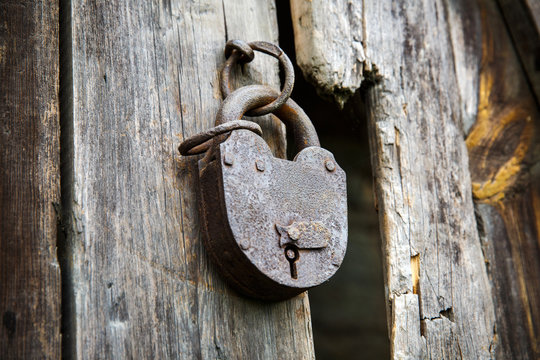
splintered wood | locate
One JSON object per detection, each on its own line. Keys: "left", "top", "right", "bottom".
{"left": 290, "top": 0, "right": 540, "bottom": 358}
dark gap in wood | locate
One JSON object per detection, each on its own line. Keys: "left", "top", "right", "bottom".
{"left": 59, "top": 0, "right": 76, "bottom": 358}
{"left": 276, "top": 3, "right": 390, "bottom": 359}
{"left": 439, "top": 307, "right": 454, "bottom": 322}
{"left": 494, "top": 0, "right": 540, "bottom": 107}
{"left": 221, "top": 0, "right": 228, "bottom": 41}
{"left": 419, "top": 319, "right": 427, "bottom": 338}
{"left": 474, "top": 204, "right": 491, "bottom": 277}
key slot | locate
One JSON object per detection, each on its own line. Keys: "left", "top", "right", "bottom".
{"left": 284, "top": 245, "right": 299, "bottom": 279}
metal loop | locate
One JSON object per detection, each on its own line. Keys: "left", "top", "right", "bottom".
{"left": 221, "top": 40, "right": 294, "bottom": 117}
{"left": 178, "top": 120, "right": 263, "bottom": 156}
{"left": 215, "top": 85, "right": 320, "bottom": 151}
{"left": 224, "top": 40, "right": 255, "bottom": 63}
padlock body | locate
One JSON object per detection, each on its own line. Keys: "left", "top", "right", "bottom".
{"left": 199, "top": 130, "right": 347, "bottom": 301}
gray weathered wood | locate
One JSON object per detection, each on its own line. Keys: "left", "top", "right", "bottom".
{"left": 0, "top": 1, "right": 61, "bottom": 358}
{"left": 291, "top": 0, "right": 498, "bottom": 358}
{"left": 290, "top": 0, "right": 365, "bottom": 107}
{"left": 62, "top": 0, "right": 314, "bottom": 358}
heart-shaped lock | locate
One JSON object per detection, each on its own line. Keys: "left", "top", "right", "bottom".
{"left": 192, "top": 85, "right": 347, "bottom": 301}
{"left": 178, "top": 41, "right": 347, "bottom": 301}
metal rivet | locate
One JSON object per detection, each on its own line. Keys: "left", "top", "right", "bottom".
{"left": 240, "top": 240, "right": 250, "bottom": 250}
{"left": 325, "top": 160, "right": 335, "bottom": 172}
{"left": 255, "top": 159, "right": 265, "bottom": 172}
{"left": 288, "top": 228, "right": 300, "bottom": 241}
{"left": 223, "top": 152, "right": 234, "bottom": 166}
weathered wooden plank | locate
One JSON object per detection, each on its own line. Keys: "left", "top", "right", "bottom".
{"left": 290, "top": 0, "right": 365, "bottom": 107}
{"left": 469, "top": 0, "right": 540, "bottom": 357}
{"left": 63, "top": 0, "right": 314, "bottom": 358}
{"left": 291, "top": 0, "right": 497, "bottom": 358}
{"left": 0, "top": 1, "right": 61, "bottom": 358}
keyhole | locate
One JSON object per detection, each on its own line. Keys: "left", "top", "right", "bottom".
{"left": 285, "top": 245, "right": 299, "bottom": 279}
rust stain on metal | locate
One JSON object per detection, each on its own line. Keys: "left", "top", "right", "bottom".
{"left": 178, "top": 41, "right": 348, "bottom": 301}
{"left": 221, "top": 40, "right": 295, "bottom": 117}
{"left": 276, "top": 221, "right": 331, "bottom": 249}
{"left": 197, "top": 100, "right": 347, "bottom": 301}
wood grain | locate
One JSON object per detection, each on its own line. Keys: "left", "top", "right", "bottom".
{"left": 291, "top": 0, "right": 497, "bottom": 358}
{"left": 62, "top": 0, "right": 314, "bottom": 358}
{"left": 469, "top": 0, "right": 540, "bottom": 357}
{"left": 0, "top": 1, "right": 61, "bottom": 358}
{"left": 290, "top": 0, "right": 365, "bottom": 106}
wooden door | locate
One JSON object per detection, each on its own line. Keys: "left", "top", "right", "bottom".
{"left": 1, "top": 1, "right": 314, "bottom": 359}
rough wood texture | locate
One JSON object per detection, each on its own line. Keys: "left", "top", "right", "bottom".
{"left": 290, "top": 1, "right": 365, "bottom": 106}
{"left": 63, "top": 0, "right": 314, "bottom": 358}
{"left": 0, "top": 1, "right": 61, "bottom": 358}
{"left": 469, "top": 0, "right": 540, "bottom": 357}
{"left": 291, "top": 0, "right": 498, "bottom": 358}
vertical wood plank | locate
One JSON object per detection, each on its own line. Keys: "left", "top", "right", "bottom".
{"left": 64, "top": 0, "right": 314, "bottom": 358}
{"left": 469, "top": 0, "right": 540, "bottom": 357}
{"left": 290, "top": 0, "right": 365, "bottom": 107}
{"left": 0, "top": 1, "right": 61, "bottom": 358}
{"left": 291, "top": 0, "right": 497, "bottom": 358}
{"left": 362, "top": 0, "right": 497, "bottom": 350}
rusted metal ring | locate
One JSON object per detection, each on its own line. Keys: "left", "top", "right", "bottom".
{"left": 178, "top": 120, "right": 263, "bottom": 156}
{"left": 216, "top": 85, "right": 320, "bottom": 151}
{"left": 224, "top": 40, "right": 255, "bottom": 63}
{"left": 221, "top": 40, "right": 294, "bottom": 117}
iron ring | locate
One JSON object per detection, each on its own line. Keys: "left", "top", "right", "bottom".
{"left": 221, "top": 40, "right": 294, "bottom": 117}
{"left": 224, "top": 40, "right": 255, "bottom": 63}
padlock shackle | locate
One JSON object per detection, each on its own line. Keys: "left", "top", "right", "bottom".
{"left": 215, "top": 85, "right": 320, "bottom": 151}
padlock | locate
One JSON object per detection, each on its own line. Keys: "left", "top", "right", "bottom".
{"left": 193, "top": 84, "right": 347, "bottom": 301}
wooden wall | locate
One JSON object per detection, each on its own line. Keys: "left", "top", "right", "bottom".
{"left": 0, "top": 1, "right": 61, "bottom": 358}
{"left": 291, "top": 0, "right": 539, "bottom": 358}
{"left": 61, "top": 0, "right": 314, "bottom": 358}
{"left": 2, "top": 0, "right": 316, "bottom": 358}
{"left": 2, "top": 0, "right": 538, "bottom": 358}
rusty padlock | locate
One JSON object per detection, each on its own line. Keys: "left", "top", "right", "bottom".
{"left": 180, "top": 84, "right": 347, "bottom": 301}
{"left": 179, "top": 40, "right": 347, "bottom": 300}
